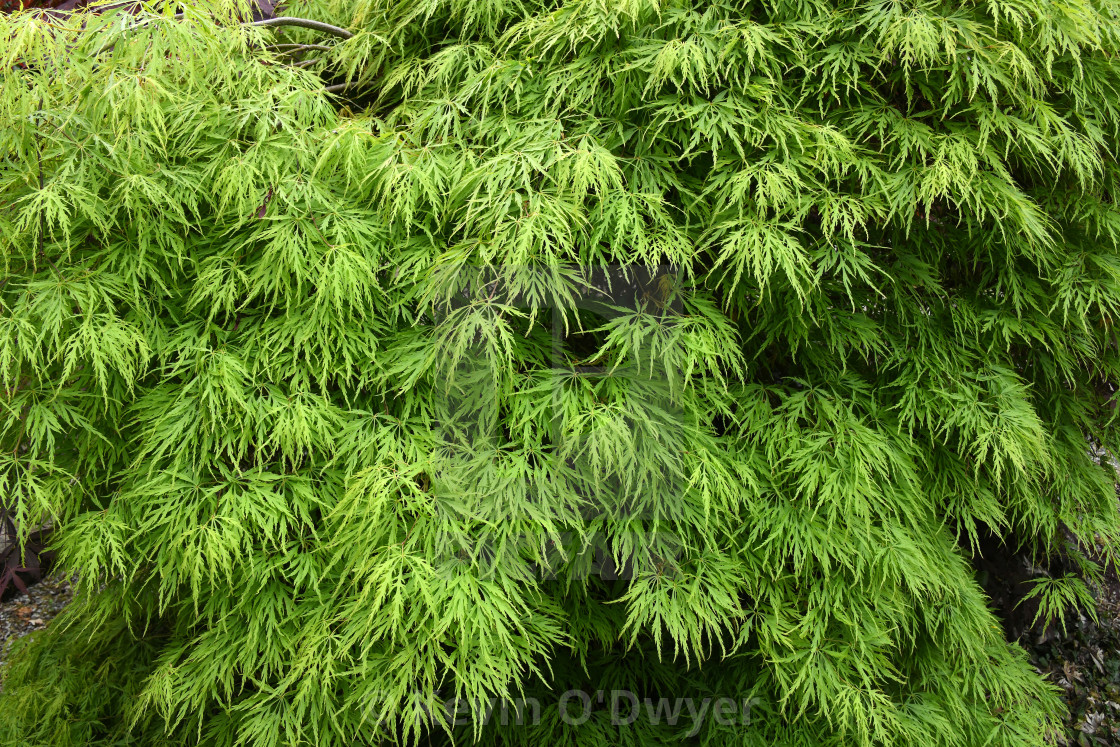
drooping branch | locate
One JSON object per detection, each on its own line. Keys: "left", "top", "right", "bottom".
{"left": 323, "top": 81, "right": 371, "bottom": 95}
{"left": 268, "top": 43, "right": 334, "bottom": 53}
{"left": 249, "top": 17, "right": 353, "bottom": 40}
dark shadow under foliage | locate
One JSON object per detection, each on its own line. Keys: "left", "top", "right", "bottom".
{"left": 0, "top": 0, "right": 62, "bottom": 12}
{"left": 0, "top": 516, "right": 52, "bottom": 603}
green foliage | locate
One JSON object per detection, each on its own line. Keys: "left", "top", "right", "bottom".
{"left": 2, "top": 0, "right": 1120, "bottom": 744}
{"left": 1019, "top": 574, "right": 1099, "bottom": 635}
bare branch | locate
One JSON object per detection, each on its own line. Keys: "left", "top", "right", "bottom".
{"left": 268, "top": 43, "right": 334, "bottom": 53}
{"left": 324, "top": 81, "right": 368, "bottom": 94}
{"left": 249, "top": 17, "right": 354, "bottom": 39}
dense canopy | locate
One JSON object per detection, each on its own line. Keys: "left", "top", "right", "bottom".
{"left": 2, "top": 0, "right": 1120, "bottom": 745}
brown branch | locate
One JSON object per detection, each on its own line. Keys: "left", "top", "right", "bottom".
{"left": 248, "top": 17, "right": 353, "bottom": 40}
{"left": 324, "top": 81, "right": 369, "bottom": 95}
{"left": 268, "top": 43, "right": 334, "bottom": 54}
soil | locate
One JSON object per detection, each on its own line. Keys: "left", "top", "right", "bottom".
{"left": 1028, "top": 568, "right": 1120, "bottom": 746}
{"left": 0, "top": 575, "right": 72, "bottom": 672}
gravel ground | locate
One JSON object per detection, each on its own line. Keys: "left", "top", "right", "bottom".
{"left": 0, "top": 575, "right": 73, "bottom": 672}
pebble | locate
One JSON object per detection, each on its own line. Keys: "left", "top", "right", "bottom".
{"left": 0, "top": 575, "right": 74, "bottom": 672}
